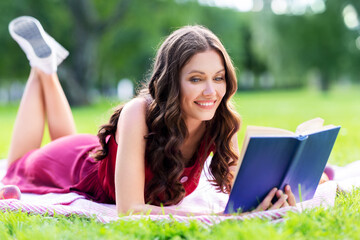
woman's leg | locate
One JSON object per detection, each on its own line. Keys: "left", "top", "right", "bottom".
{"left": 7, "top": 69, "right": 46, "bottom": 165}
{"left": 7, "top": 16, "right": 74, "bottom": 166}
{"left": 37, "top": 69, "right": 76, "bottom": 141}
{"left": 7, "top": 69, "right": 77, "bottom": 166}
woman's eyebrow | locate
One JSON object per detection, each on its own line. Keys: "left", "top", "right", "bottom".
{"left": 187, "top": 69, "right": 225, "bottom": 75}
{"left": 187, "top": 70, "right": 205, "bottom": 75}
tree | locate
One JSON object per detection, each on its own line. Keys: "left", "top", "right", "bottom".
{"left": 251, "top": 0, "right": 353, "bottom": 91}
{"left": 0, "top": 0, "right": 248, "bottom": 104}
{"left": 60, "top": 0, "right": 132, "bottom": 105}
{"left": 0, "top": 0, "right": 132, "bottom": 105}
{"left": 0, "top": 0, "right": 251, "bottom": 104}
{"left": 340, "top": 1, "right": 360, "bottom": 82}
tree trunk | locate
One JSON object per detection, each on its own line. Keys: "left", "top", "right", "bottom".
{"left": 319, "top": 72, "right": 330, "bottom": 92}
{"left": 63, "top": 0, "right": 131, "bottom": 105}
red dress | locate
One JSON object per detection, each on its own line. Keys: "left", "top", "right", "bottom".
{"left": 1, "top": 134, "right": 212, "bottom": 204}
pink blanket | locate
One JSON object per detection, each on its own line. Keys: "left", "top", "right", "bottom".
{"left": 0, "top": 158, "right": 359, "bottom": 225}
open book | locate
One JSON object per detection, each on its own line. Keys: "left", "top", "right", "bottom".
{"left": 224, "top": 118, "right": 341, "bottom": 213}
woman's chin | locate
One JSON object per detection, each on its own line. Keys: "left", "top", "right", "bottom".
{"left": 200, "top": 113, "right": 216, "bottom": 122}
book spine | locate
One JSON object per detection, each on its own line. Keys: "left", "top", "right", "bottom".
{"left": 279, "top": 135, "right": 308, "bottom": 190}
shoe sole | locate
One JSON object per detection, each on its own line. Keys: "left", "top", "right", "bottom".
{"left": 12, "top": 20, "right": 51, "bottom": 58}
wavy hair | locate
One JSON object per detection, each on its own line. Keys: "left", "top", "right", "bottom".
{"left": 94, "top": 25, "right": 241, "bottom": 206}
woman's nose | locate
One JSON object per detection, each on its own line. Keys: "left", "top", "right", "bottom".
{"left": 203, "top": 81, "right": 216, "bottom": 96}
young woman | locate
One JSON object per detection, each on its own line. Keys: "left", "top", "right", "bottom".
{"left": 2, "top": 16, "right": 296, "bottom": 215}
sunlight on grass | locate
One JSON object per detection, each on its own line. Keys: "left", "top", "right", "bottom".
{"left": 233, "top": 88, "right": 360, "bottom": 165}
{"left": 1, "top": 88, "right": 359, "bottom": 163}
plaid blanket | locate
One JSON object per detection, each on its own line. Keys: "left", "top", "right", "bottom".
{"left": 1, "top": 158, "right": 358, "bottom": 225}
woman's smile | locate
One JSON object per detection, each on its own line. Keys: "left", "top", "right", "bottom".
{"left": 194, "top": 100, "right": 217, "bottom": 109}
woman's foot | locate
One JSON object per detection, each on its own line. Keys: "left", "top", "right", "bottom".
{"left": 9, "top": 16, "right": 69, "bottom": 74}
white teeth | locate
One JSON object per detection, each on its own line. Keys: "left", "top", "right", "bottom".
{"left": 197, "top": 102, "right": 214, "bottom": 106}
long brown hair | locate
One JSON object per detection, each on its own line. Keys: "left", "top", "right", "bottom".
{"left": 94, "top": 25, "right": 240, "bottom": 206}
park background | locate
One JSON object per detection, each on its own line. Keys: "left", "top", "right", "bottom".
{"left": 1, "top": 1, "right": 360, "bottom": 239}
{"left": 1, "top": 0, "right": 360, "bottom": 162}
{"left": 1, "top": 0, "right": 360, "bottom": 104}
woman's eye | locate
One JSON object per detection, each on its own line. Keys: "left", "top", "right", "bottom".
{"left": 190, "top": 77, "right": 201, "bottom": 82}
{"left": 214, "top": 76, "right": 225, "bottom": 81}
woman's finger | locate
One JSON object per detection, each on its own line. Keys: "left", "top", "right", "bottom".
{"left": 281, "top": 201, "right": 289, "bottom": 208}
{"left": 269, "top": 193, "right": 288, "bottom": 210}
{"left": 276, "top": 189, "right": 284, "bottom": 198}
{"left": 255, "top": 188, "right": 277, "bottom": 211}
{"left": 284, "top": 185, "right": 296, "bottom": 206}
{"left": 276, "top": 189, "right": 290, "bottom": 208}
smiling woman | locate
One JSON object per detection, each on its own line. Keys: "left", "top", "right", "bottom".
{"left": 180, "top": 50, "right": 227, "bottom": 123}
{"left": 2, "top": 16, "right": 296, "bottom": 216}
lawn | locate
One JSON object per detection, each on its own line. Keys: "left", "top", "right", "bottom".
{"left": 0, "top": 88, "right": 360, "bottom": 239}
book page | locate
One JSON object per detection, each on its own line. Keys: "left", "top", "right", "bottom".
{"left": 246, "top": 126, "right": 295, "bottom": 137}
{"left": 295, "top": 117, "right": 324, "bottom": 134}
{"left": 295, "top": 117, "right": 337, "bottom": 135}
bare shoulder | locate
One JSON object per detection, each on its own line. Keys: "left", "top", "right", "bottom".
{"left": 121, "top": 97, "right": 148, "bottom": 117}
{"left": 119, "top": 97, "right": 148, "bottom": 125}
{"left": 115, "top": 97, "right": 148, "bottom": 141}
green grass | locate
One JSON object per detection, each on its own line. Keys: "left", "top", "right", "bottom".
{"left": 1, "top": 88, "right": 360, "bottom": 239}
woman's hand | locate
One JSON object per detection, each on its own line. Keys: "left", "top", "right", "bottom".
{"left": 254, "top": 185, "right": 296, "bottom": 212}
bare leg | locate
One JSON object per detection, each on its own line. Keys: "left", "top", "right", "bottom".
{"left": 7, "top": 69, "right": 46, "bottom": 166}
{"left": 37, "top": 69, "right": 76, "bottom": 140}
{"left": 7, "top": 68, "right": 77, "bottom": 166}
{"left": 7, "top": 16, "right": 75, "bottom": 166}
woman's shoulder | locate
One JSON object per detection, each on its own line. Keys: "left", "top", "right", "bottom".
{"left": 115, "top": 97, "right": 149, "bottom": 142}
{"left": 117, "top": 97, "right": 149, "bottom": 128}
{"left": 121, "top": 97, "right": 148, "bottom": 117}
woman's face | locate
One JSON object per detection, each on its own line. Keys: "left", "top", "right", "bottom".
{"left": 179, "top": 49, "right": 227, "bottom": 125}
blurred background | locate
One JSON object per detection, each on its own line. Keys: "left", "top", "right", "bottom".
{"left": 0, "top": 0, "right": 359, "bottom": 105}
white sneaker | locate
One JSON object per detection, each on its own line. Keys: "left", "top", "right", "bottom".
{"left": 9, "top": 16, "right": 69, "bottom": 74}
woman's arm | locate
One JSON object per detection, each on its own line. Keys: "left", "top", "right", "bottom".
{"left": 114, "top": 97, "right": 148, "bottom": 214}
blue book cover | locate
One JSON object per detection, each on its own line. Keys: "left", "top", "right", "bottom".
{"left": 224, "top": 118, "right": 341, "bottom": 213}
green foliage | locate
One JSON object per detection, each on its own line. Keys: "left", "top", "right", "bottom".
{"left": 0, "top": 0, "right": 71, "bottom": 80}
{"left": 97, "top": 0, "right": 249, "bottom": 90}
{"left": 2, "top": 0, "right": 360, "bottom": 100}
{"left": 0, "top": 0, "right": 251, "bottom": 104}
{"left": 251, "top": 0, "right": 355, "bottom": 90}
